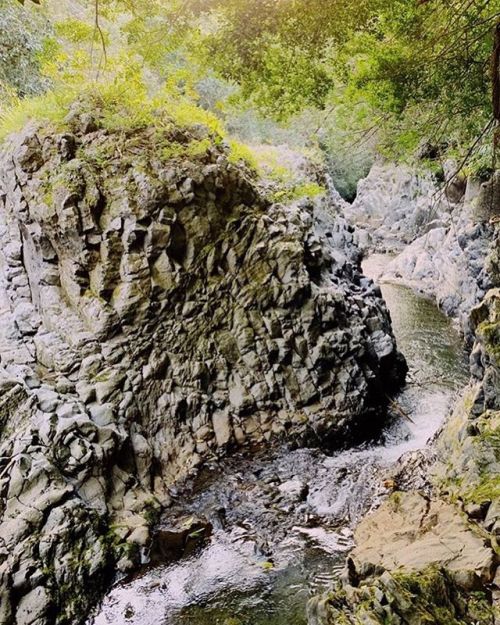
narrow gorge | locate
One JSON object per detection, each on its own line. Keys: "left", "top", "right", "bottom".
{"left": 0, "top": 1, "right": 499, "bottom": 624}
{"left": 0, "top": 114, "right": 408, "bottom": 624}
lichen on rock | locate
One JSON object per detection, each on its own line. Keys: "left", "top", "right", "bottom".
{"left": 308, "top": 566, "right": 496, "bottom": 625}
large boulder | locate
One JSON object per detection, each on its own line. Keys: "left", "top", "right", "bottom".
{"left": 0, "top": 112, "right": 406, "bottom": 624}
{"left": 350, "top": 492, "right": 496, "bottom": 587}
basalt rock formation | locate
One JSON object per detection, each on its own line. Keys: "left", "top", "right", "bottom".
{"left": 344, "top": 162, "right": 459, "bottom": 250}
{"left": 308, "top": 566, "right": 496, "bottom": 625}
{"left": 347, "top": 162, "right": 497, "bottom": 338}
{"left": 0, "top": 112, "right": 406, "bottom": 625}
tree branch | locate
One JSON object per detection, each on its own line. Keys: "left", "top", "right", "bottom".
{"left": 90, "top": 0, "right": 107, "bottom": 77}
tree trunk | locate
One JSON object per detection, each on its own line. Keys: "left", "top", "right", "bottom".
{"left": 492, "top": 21, "right": 500, "bottom": 122}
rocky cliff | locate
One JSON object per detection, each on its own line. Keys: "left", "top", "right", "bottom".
{"left": 0, "top": 111, "right": 406, "bottom": 625}
{"left": 344, "top": 161, "right": 458, "bottom": 250}
{"left": 381, "top": 180, "right": 498, "bottom": 337}
{"left": 347, "top": 162, "right": 497, "bottom": 337}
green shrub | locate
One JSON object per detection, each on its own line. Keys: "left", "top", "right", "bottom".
{"left": 0, "top": 0, "right": 51, "bottom": 99}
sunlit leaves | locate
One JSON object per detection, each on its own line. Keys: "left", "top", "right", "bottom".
{"left": 7, "top": 0, "right": 500, "bottom": 174}
{"left": 189, "top": 0, "right": 382, "bottom": 117}
{"left": 182, "top": 0, "right": 500, "bottom": 170}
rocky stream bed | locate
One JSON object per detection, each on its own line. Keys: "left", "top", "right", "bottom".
{"left": 0, "top": 118, "right": 497, "bottom": 625}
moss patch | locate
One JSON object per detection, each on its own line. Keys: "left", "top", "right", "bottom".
{"left": 478, "top": 319, "right": 500, "bottom": 366}
{"left": 271, "top": 181, "right": 325, "bottom": 203}
{"left": 319, "top": 567, "right": 495, "bottom": 625}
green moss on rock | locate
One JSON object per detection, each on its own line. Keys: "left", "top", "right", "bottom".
{"left": 478, "top": 319, "right": 500, "bottom": 366}
{"left": 308, "top": 567, "right": 496, "bottom": 625}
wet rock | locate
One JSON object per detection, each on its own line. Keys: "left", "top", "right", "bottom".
{"left": 150, "top": 515, "right": 213, "bottom": 564}
{"left": 278, "top": 478, "right": 309, "bottom": 502}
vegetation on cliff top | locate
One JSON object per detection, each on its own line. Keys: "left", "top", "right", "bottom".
{"left": 2, "top": 0, "right": 500, "bottom": 199}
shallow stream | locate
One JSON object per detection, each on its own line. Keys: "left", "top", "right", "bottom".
{"left": 90, "top": 253, "right": 469, "bottom": 625}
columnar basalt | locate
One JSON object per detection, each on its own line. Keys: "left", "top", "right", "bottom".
{"left": 0, "top": 113, "right": 405, "bottom": 624}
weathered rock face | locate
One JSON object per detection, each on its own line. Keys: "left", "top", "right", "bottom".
{"left": 345, "top": 162, "right": 457, "bottom": 251}
{"left": 308, "top": 566, "right": 496, "bottom": 625}
{"left": 434, "top": 287, "right": 500, "bottom": 536}
{"left": 381, "top": 202, "right": 496, "bottom": 337}
{"left": 0, "top": 116, "right": 406, "bottom": 624}
{"left": 470, "top": 287, "right": 500, "bottom": 411}
{"left": 346, "top": 162, "right": 497, "bottom": 337}
{"left": 308, "top": 474, "right": 498, "bottom": 624}
{"left": 350, "top": 492, "right": 496, "bottom": 588}
{"left": 309, "top": 236, "right": 500, "bottom": 625}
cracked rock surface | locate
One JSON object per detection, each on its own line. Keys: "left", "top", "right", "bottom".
{"left": 346, "top": 162, "right": 497, "bottom": 338}
{"left": 307, "top": 226, "right": 500, "bottom": 625}
{"left": 0, "top": 116, "right": 405, "bottom": 624}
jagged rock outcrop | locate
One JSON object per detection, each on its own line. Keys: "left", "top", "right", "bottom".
{"left": 0, "top": 113, "right": 406, "bottom": 624}
{"left": 434, "top": 286, "right": 500, "bottom": 541}
{"left": 308, "top": 566, "right": 496, "bottom": 625}
{"left": 344, "top": 162, "right": 458, "bottom": 251}
{"left": 346, "top": 162, "right": 497, "bottom": 337}
{"left": 307, "top": 489, "right": 498, "bottom": 623}
{"left": 347, "top": 491, "right": 496, "bottom": 587}
{"left": 381, "top": 186, "right": 497, "bottom": 336}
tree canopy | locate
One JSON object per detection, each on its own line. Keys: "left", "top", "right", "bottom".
{"left": 3, "top": 0, "right": 500, "bottom": 195}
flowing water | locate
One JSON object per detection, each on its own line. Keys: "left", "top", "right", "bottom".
{"left": 90, "top": 253, "right": 469, "bottom": 625}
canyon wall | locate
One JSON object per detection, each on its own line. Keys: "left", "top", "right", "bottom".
{"left": 308, "top": 165, "right": 500, "bottom": 625}
{"left": 347, "top": 162, "right": 498, "bottom": 337}
{"left": 0, "top": 114, "right": 406, "bottom": 625}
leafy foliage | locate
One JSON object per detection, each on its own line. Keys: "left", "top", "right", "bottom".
{"left": 0, "top": 0, "right": 51, "bottom": 99}
{"left": 185, "top": 0, "right": 500, "bottom": 176}
{"left": 186, "top": 0, "right": 383, "bottom": 119}
{"left": 0, "top": 56, "right": 225, "bottom": 142}
{"left": 4, "top": 0, "right": 500, "bottom": 186}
